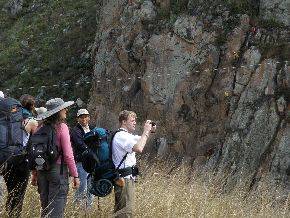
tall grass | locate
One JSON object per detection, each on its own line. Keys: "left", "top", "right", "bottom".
{"left": 0, "top": 157, "right": 289, "bottom": 217}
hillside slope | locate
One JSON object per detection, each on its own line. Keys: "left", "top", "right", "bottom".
{"left": 0, "top": 0, "right": 96, "bottom": 101}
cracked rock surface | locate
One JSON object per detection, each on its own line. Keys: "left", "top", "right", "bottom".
{"left": 88, "top": 0, "right": 290, "bottom": 192}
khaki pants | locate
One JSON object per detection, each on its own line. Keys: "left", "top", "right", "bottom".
{"left": 114, "top": 178, "right": 135, "bottom": 218}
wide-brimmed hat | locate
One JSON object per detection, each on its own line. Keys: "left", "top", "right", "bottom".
{"left": 36, "top": 98, "right": 74, "bottom": 121}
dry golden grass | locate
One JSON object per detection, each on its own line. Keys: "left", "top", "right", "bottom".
{"left": 0, "top": 157, "right": 289, "bottom": 217}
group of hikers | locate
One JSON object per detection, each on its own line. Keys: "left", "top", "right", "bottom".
{"left": 0, "top": 91, "right": 156, "bottom": 218}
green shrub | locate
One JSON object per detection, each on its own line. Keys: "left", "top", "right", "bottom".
{"left": 0, "top": 0, "right": 96, "bottom": 101}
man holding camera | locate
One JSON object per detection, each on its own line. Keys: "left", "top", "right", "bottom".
{"left": 112, "top": 110, "right": 156, "bottom": 218}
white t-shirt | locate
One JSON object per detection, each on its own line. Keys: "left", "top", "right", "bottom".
{"left": 112, "top": 128, "right": 141, "bottom": 170}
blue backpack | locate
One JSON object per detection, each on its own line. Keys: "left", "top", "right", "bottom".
{"left": 82, "top": 128, "right": 122, "bottom": 197}
{"left": 0, "top": 97, "right": 26, "bottom": 168}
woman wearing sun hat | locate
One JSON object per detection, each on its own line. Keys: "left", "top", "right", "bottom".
{"left": 33, "top": 98, "right": 80, "bottom": 218}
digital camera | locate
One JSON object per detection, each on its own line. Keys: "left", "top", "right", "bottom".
{"left": 149, "top": 121, "right": 156, "bottom": 133}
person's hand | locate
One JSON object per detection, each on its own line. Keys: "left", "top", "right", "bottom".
{"left": 72, "top": 177, "right": 80, "bottom": 189}
{"left": 31, "top": 176, "right": 37, "bottom": 186}
{"left": 31, "top": 171, "right": 38, "bottom": 186}
{"left": 143, "top": 120, "right": 152, "bottom": 135}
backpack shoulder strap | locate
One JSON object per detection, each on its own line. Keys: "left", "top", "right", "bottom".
{"left": 46, "top": 124, "right": 64, "bottom": 175}
{"left": 109, "top": 129, "right": 124, "bottom": 156}
{"left": 116, "top": 152, "right": 128, "bottom": 170}
{"left": 110, "top": 129, "right": 129, "bottom": 170}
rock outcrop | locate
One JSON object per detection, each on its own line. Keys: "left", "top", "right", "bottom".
{"left": 88, "top": 0, "right": 289, "bottom": 193}
{"left": 260, "top": 0, "right": 289, "bottom": 26}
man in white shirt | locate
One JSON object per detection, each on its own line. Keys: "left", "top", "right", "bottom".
{"left": 112, "top": 110, "right": 156, "bottom": 218}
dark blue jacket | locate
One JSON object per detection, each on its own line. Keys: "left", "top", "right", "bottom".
{"left": 70, "top": 123, "right": 92, "bottom": 163}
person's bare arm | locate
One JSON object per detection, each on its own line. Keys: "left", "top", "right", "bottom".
{"left": 24, "top": 118, "right": 38, "bottom": 134}
{"left": 132, "top": 120, "right": 152, "bottom": 153}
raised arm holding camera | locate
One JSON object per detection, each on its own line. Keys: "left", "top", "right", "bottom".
{"left": 112, "top": 110, "right": 156, "bottom": 218}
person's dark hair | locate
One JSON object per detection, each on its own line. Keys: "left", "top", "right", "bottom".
{"left": 35, "top": 98, "right": 46, "bottom": 107}
{"left": 118, "top": 110, "right": 136, "bottom": 124}
{"left": 20, "top": 94, "right": 35, "bottom": 112}
{"left": 43, "top": 112, "right": 65, "bottom": 127}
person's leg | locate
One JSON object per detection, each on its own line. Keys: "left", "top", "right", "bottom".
{"left": 124, "top": 179, "right": 134, "bottom": 217}
{"left": 3, "top": 163, "right": 29, "bottom": 218}
{"left": 114, "top": 183, "right": 125, "bottom": 214}
{"left": 74, "top": 162, "right": 87, "bottom": 203}
{"left": 114, "top": 178, "right": 135, "bottom": 218}
{"left": 86, "top": 174, "right": 93, "bottom": 207}
{"left": 37, "top": 171, "right": 49, "bottom": 217}
{"left": 47, "top": 165, "right": 69, "bottom": 218}
{"left": 0, "top": 176, "right": 5, "bottom": 203}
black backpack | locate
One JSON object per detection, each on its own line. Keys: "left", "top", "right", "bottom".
{"left": 0, "top": 97, "right": 26, "bottom": 168}
{"left": 27, "top": 125, "right": 60, "bottom": 171}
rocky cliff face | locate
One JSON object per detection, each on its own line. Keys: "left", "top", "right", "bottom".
{"left": 88, "top": 0, "right": 289, "bottom": 192}
{"left": 260, "top": 0, "right": 290, "bottom": 26}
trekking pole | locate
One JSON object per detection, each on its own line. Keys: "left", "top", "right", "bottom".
{"left": 85, "top": 200, "right": 88, "bottom": 218}
{"left": 97, "top": 196, "right": 100, "bottom": 210}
